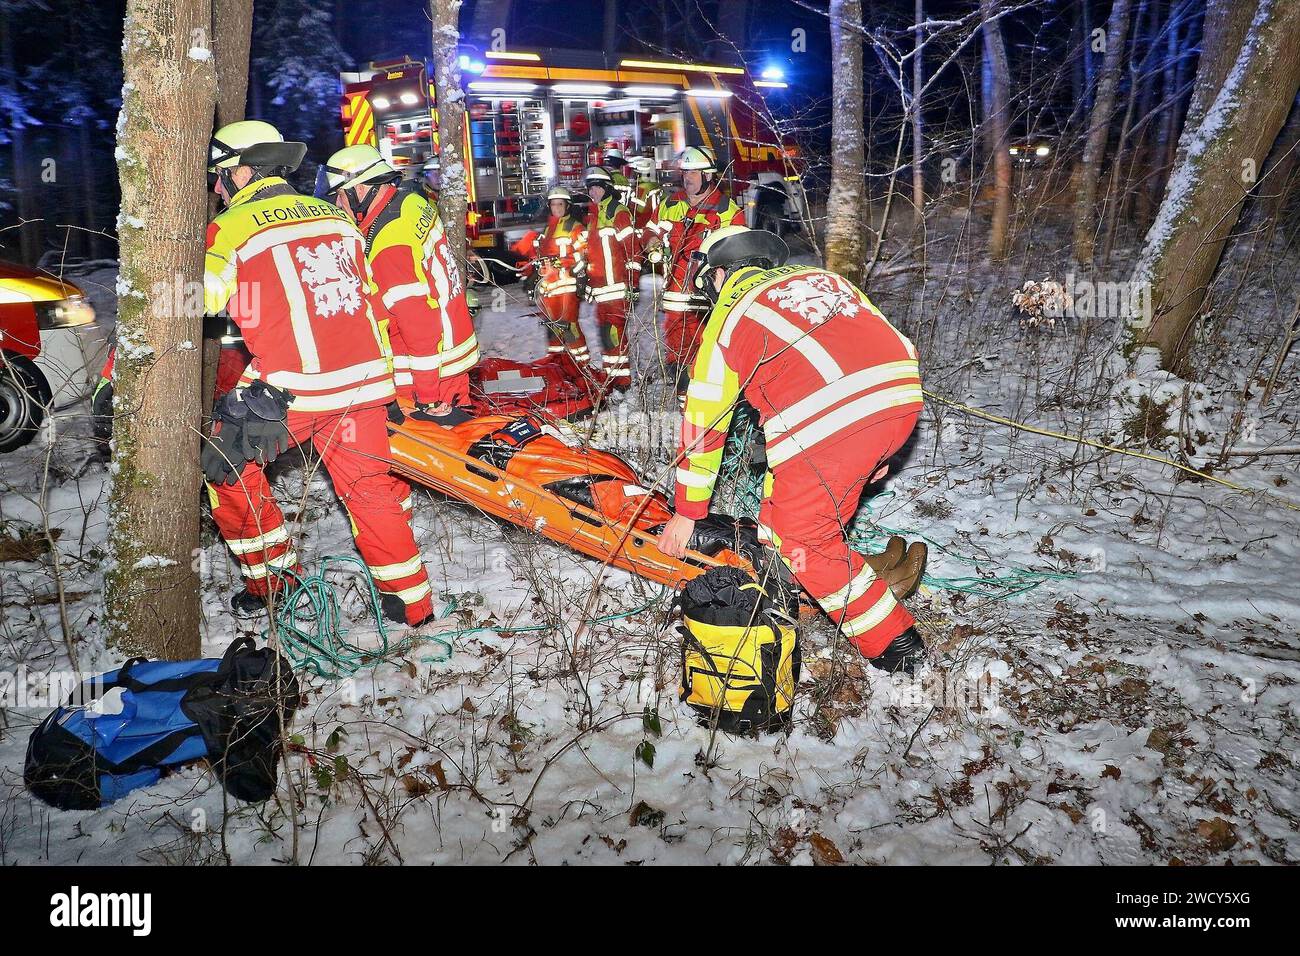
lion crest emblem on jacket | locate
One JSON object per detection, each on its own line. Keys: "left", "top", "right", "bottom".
{"left": 295, "top": 240, "right": 363, "bottom": 317}
{"left": 764, "top": 272, "right": 864, "bottom": 324}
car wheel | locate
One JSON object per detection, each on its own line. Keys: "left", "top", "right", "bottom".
{"left": 0, "top": 355, "right": 52, "bottom": 453}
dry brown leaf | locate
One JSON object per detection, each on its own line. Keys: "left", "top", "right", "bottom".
{"left": 400, "top": 774, "right": 433, "bottom": 797}
{"left": 430, "top": 760, "right": 449, "bottom": 791}
{"left": 1196, "top": 817, "right": 1238, "bottom": 852}
{"left": 808, "top": 832, "right": 845, "bottom": 866}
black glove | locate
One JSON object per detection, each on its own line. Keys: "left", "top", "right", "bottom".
{"left": 238, "top": 416, "right": 293, "bottom": 466}
{"left": 576, "top": 275, "right": 591, "bottom": 302}
{"left": 225, "top": 380, "right": 292, "bottom": 423}
{"left": 523, "top": 270, "right": 540, "bottom": 300}
{"left": 212, "top": 380, "right": 294, "bottom": 470}
{"left": 410, "top": 403, "right": 474, "bottom": 426}
{"left": 202, "top": 421, "right": 246, "bottom": 485}
{"left": 386, "top": 400, "right": 406, "bottom": 425}
{"left": 868, "top": 629, "right": 926, "bottom": 676}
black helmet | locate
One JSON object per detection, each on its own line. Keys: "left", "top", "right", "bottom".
{"left": 701, "top": 225, "right": 789, "bottom": 272}
{"left": 688, "top": 226, "right": 790, "bottom": 303}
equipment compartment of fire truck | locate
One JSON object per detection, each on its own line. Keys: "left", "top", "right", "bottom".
{"left": 340, "top": 49, "right": 804, "bottom": 253}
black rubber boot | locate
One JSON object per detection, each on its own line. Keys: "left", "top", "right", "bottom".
{"left": 381, "top": 593, "right": 436, "bottom": 629}
{"left": 230, "top": 588, "right": 267, "bottom": 617}
{"left": 868, "top": 629, "right": 927, "bottom": 676}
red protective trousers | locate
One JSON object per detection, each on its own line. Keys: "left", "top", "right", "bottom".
{"left": 662, "top": 259, "right": 709, "bottom": 375}
{"left": 209, "top": 404, "right": 434, "bottom": 624}
{"left": 758, "top": 409, "right": 920, "bottom": 659}
{"left": 539, "top": 284, "right": 589, "bottom": 366}
{"left": 594, "top": 295, "right": 629, "bottom": 386}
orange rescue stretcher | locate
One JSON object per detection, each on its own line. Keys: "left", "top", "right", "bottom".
{"left": 386, "top": 404, "right": 759, "bottom": 589}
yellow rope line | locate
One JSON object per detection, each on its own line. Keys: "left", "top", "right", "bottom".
{"left": 923, "top": 389, "right": 1300, "bottom": 514}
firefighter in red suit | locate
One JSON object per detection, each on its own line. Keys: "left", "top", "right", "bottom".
{"left": 319, "top": 145, "right": 480, "bottom": 420}
{"left": 644, "top": 147, "right": 745, "bottom": 394}
{"left": 200, "top": 121, "right": 434, "bottom": 627}
{"left": 520, "top": 187, "right": 589, "bottom": 367}
{"left": 658, "top": 226, "right": 928, "bottom": 674}
{"left": 626, "top": 155, "right": 663, "bottom": 289}
{"left": 580, "top": 166, "right": 636, "bottom": 390}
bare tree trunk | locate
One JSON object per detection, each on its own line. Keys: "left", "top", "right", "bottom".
{"left": 1128, "top": 0, "right": 1159, "bottom": 223}
{"left": 1100, "top": 0, "right": 1151, "bottom": 261}
{"left": 202, "top": 0, "right": 254, "bottom": 423}
{"left": 213, "top": 0, "right": 253, "bottom": 125}
{"left": 603, "top": 0, "right": 620, "bottom": 55}
{"left": 1081, "top": 0, "right": 1096, "bottom": 107}
{"left": 981, "top": 0, "right": 1012, "bottom": 260}
{"left": 105, "top": 0, "right": 216, "bottom": 659}
{"left": 825, "top": 0, "right": 865, "bottom": 284}
{"left": 1174, "top": 0, "right": 1253, "bottom": 170}
{"left": 67, "top": 11, "right": 103, "bottom": 260}
{"left": 1151, "top": 3, "right": 1195, "bottom": 210}
{"left": 1256, "top": 93, "right": 1300, "bottom": 227}
{"left": 1129, "top": 0, "right": 1300, "bottom": 374}
{"left": 431, "top": 0, "right": 468, "bottom": 271}
{"left": 1073, "top": 0, "right": 1134, "bottom": 263}
{"left": 911, "top": 0, "right": 925, "bottom": 226}
{"left": 0, "top": 9, "right": 40, "bottom": 264}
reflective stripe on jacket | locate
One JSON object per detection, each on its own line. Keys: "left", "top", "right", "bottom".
{"left": 204, "top": 177, "right": 394, "bottom": 413}
{"left": 675, "top": 266, "right": 922, "bottom": 518}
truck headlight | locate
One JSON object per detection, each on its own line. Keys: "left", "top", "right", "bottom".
{"left": 36, "top": 295, "right": 96, "bottom": 329}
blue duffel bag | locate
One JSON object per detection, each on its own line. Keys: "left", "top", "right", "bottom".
{"left": 24, "top": 636, "right": 299, "bottom": 810}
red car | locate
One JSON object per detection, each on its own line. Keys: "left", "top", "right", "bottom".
{"left": 0, "top": 260, "right": 109, "bottom": 452}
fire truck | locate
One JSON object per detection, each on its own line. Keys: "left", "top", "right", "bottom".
{"left": 338, "top": 49, "right": 805, "bottom": 254}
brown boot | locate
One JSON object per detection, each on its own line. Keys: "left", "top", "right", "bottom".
{"left": 861, "top": 535, "right": 906, "bottom": 573}
{"left": 881, "top": 541, "right": 927, "bottom": 600}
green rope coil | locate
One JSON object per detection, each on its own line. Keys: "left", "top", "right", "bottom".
{"left": 265, "top": 554, "right": 666, "bottom": 679}
{"left": 264, "top": 555, "right": 452, "bottom": 680}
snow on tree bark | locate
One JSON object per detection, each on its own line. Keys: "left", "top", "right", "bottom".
{"left": 980, "top": 0, "right": 1012, "bottom": 261}
{"left": 430, "top": 0, "right": 468, "bottom": 273}
{"left": 1128, "top": 0, "right": 1300, "bottom": 375}
{"left": 825, "top": 0, "right": 865, "bottom": 285}
{"left": 1173, "top": 0, "right": 1254, "bottom": 173}
{"left": 105, "top": 0, "right": 216, "bottom": 659}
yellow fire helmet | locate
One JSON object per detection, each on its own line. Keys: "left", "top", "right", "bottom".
{"left": 675, "top": 145, "right": 717, "bottom": 172}
{"left": 207, "top": 120, "right": 306, "bottom": 174}
{"left": 318, "top": 144, "right": 400, "bottom": 198}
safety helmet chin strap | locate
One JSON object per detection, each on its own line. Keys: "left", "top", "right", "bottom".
{"left": 215, "top": 164, "right": 283, "bottom": 204}
{"left": 340, "top": 170, "right": 401, "bottom": 219}
{"left": 215, "top": 167, "right": 241, "bottom": 201}
{"left": 692, "top": 257, "right": 772, "bottom": 306}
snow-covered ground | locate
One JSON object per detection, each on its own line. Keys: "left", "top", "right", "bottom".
{"left": 2, "top": 233, "right": 1298, "bottom": 865}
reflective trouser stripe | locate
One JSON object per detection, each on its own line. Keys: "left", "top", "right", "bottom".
{"left": 838, "top": 588, "right": 900, "bottom": 638}
{"left": 663, "top": 291, "right": 696, "bottom": 312}
{"left": 819, "top": 562, "right": 879, "bottom": 614}
{"left": 389, "top": 580, "right": 432, "bottom": 604}
{"left": 369, "top": 555, "right": 425, "bottom": 581}
{"left": 765, "top": 384, "right": 924, "bottom": 467}
{"left": 226, "top": 525, "right": 289, "bottom": 556}
{"left": 242, "top": 550, "right": 300, "bottom": 580}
